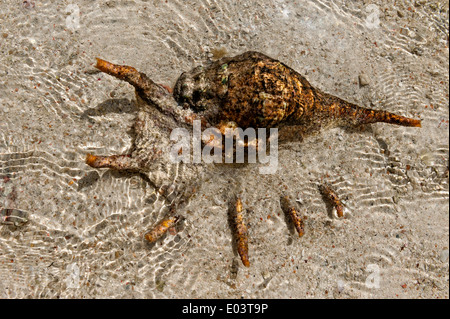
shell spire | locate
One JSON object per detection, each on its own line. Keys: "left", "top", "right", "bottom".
{"left": 288, "top": 90, "right": 422, "bottom": 135}
{"left": 336, "top": 100, "right": 421, "bottom": 127}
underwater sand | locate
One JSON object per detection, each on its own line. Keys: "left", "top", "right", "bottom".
{"left": 0, "top": 0, "right": 448, "bottom": 298}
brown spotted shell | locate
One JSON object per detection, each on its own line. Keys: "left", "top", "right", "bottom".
{"left": 173, "top": 51, "right": 420, "bottom": 140}
{"left": 173, "top": 51, "right": 313, "bottom": 129}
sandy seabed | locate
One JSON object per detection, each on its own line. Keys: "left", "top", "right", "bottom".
{"left": 0, "top": 0, "right": 448, "bottom": 298}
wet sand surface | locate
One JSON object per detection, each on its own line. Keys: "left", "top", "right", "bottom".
{"left": 0, "top": 0, "right": 448, "bottom": 298}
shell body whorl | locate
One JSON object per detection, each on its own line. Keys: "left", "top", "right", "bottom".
{"left": 173, "top": 51, "right": 313, "bottom": 129}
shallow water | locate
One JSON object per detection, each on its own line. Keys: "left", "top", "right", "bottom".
{"left": 0, "top": 0, "right": 448, "bottom": 298}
